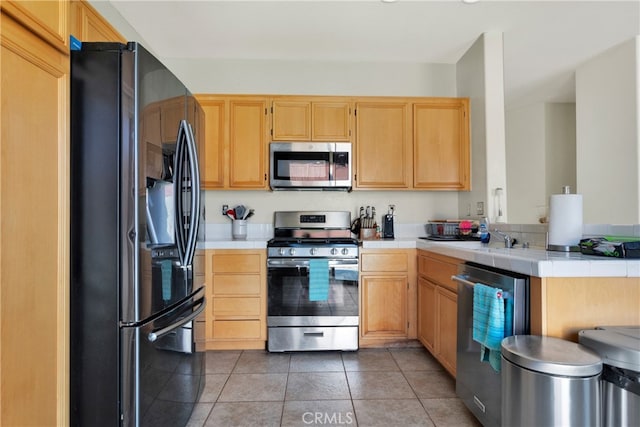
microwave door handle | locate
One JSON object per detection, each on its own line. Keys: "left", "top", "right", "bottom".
{"left": 182, "top": 121, "right": 200, "bottom": 268}
{"left": 173, "top": 120, "right": 188, "bottom": 268}
{"left": 328, "top": 151, "right": 335, "bottom": 185}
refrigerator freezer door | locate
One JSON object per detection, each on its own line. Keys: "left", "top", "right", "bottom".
{"left": 121, "top": 286, "right": 206, "bottom": 426}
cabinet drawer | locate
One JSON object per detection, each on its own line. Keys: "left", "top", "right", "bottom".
{"left": 213, "top": 274, "right": 262, "bottom": 295}
{"left": 419, "top": 256, "right": 458, "bottom": 292}
{"left": 212, "top": 253, "right": 262, "bottom": 273}
{"left": 213, "top": 297, "right": 261, "bottom": 317}
{"left": 361, "top": 253, "right": 407, "bottom": 272}
{"left": 213, "top": 320, "right": 262, "bottom": 339}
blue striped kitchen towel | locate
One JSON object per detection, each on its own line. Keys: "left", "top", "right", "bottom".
{"left": 308, "top": 259, "right": 330, "bottom": 302}
{"left": 472, "top": 283, "right": 505, "bottom": 372}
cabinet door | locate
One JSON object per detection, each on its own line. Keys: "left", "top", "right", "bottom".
{"left": 437, "top": 286, "right": 458, "bottom": 377}
{"left": 69, "top": 0, "right": 125, "bottom": 42}
{"left": 361, "top": 275, "right": 408, "bottom": 337}
{"left": 229, "top": 98, "right": 268, "bottom": 188}
{"left": 272, "top": 100, "right": 311, "bottom": 141}
{"left": 417, "top": 277, "right": 436, "bottom": 352}
{"left": 197, "top": 97, "right": 226, "bottom": 188}
{"left": 355, "top": 101, "right": 411, "bottom": 188}
{"left": 2, "top": 0, "right": 68, "bottom": 52}
{"left": 1, "top": 12, "right": 68, "bottom": 425}
{"left": 312, "top": 101, "right": 351, "bottom": 141}
{"left": 413, "top": 99, "right": 470, "bottom": 190}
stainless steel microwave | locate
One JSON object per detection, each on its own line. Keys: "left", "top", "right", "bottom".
{"left": 269, "top": 142, "right": 352, "bottom": 190}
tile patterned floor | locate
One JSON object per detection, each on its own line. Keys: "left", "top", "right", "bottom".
{"left": 187, "top": 347, "right": 482, "bottom": 427}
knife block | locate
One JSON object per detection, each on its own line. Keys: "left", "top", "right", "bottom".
{"left": 359, "top": 227, "right": 376, "bottom": 240}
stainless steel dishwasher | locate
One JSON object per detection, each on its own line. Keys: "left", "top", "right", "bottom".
{"left": 452, "top": 262, "right": 529, "bottom": 427}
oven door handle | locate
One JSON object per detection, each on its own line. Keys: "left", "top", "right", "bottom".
{"left": 267, "top": 258, "right": 358, "bottom": 269}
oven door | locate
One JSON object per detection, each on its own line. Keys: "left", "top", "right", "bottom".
{"left": 267, "top": 258, "right": 359, "bottom": 327}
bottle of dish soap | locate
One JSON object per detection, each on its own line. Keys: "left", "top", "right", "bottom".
{"left": 479, "top": 217, "right": 490, "bottom": 244}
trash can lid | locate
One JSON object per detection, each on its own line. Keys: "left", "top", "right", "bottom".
{"left": 579, "top": 326, "right": 640, "bottom": 371}
{"left": 501, "top": 335, "right": 602, "bottom": 377}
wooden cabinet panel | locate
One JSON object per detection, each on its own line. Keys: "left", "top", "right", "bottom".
{"left": 213, "top": 320, "right": 262, "bottom": 340}
{"left": 213, "top": 274, "right": 262, "bottom": 295}
{"left": 361, "top": 252, "right": 408, "bottom": 272}
{"left": 195, "top": 95, "right": 268, "bottom": 189}
{"left": 206, "top": 250, "right": 266, "bottom": 349}
{"left": 212, "top": 253, "right": 262, "bottom": 273}
{"left": 1, "top": 11, "right": 68, "bottom": 426}
{"left": 198, "top": 98, "right": 225, "bottom": 187}
{"left": 437, "top": 286, "right": 457, "bottom": 376}
{"left": 213, "top": 297, "right": 261, "bottom": 317}
{"left": 229, "top": 98, "right": 268, "bottom": 188}
{"left": 272, "top": 98, "right": 351, "bottom": 141}
{"left": 361, "top": 276, "right": 407, "bottom": 337}
{"left": 2, "top": 0, "right": 68, "bottom": 52}
{"left": 355, "top": 101, "right": 411, "bottom": 188}
{"left": 312, "top": 101, "right": 350, "bottom": 141}
{"left": 417, "top": 250, "right": 461, "bottom": 377}
{"left": 417, "top": 277, "right": 436, "bottom": 352}
{"left": 421, "top": 256, "right": 458, "bottom": 292}
{"left": 413, "top": 99, "right": 470, "bottom": 190}
{"left": 272, "top": 100, "right": 311, "bottom": 140}
{"left": 69, "top": 0, "right": 125, "bottom": 43}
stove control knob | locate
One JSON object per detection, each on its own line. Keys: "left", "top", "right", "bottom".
{"left": 330, "top": 248, "right": 339, "bottom": 256}
{"left": 289, "top": 248, "right": 296, "bottom": 256}
{"left": 278, "top": 248, "right": 286, "bottom": 256}
{"left": 341, "top": 248, "right": 350, "bottom": 256}
{"left": 310, "top": 248, "right": 318, "bottom": 256}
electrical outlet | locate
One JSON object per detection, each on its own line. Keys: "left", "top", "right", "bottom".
{"left": 222, "top": 204, "right": 228, "bottom": 215}
{"left": 476, "top": 201, "right": 484, "bottom": 215}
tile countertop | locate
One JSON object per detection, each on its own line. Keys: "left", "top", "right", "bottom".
{"left": 413, "top": 239, "right": 640, "bottom": 278}
{"left": 200, "top": 238, "right": 640, "bottom": 278}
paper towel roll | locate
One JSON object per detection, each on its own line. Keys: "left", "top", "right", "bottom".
{"left": 548, "top": 194, "right": 583, "bottom": 248}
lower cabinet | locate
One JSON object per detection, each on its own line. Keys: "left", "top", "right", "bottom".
{"left": 417, "top": 250, "right": 461, "bottom": 377}
{"left": 359, "top": 249, "right": 416, "bottom": 347}
{"left": 206, "top": 249, "right": 267, "bottom": 349}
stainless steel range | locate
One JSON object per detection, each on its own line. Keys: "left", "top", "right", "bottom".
{"left": 267, "top": 211, "right": 359, "bottom": 352}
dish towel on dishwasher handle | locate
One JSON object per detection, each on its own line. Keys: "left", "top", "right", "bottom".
{"left": 308, "top": 259, "right": 330, "bottom": 302}
{"left": 472, "top": 283, "right": 505, "bottom": 372}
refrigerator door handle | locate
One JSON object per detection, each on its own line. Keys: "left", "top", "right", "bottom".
{"left": 148, "top": 295, "right": 206, "bottom": 342}
{"left": 182, "top": 121, "right": 200, "bottom": 268}
{"left": 173, "top": 120, "right": 188, "bottom": 267}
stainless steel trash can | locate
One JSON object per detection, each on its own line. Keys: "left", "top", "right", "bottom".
{"left": 579, "top": 326, "right": 640, "bottom": 427}
{"left": 501, "top": 335, "right": 602, "bottom": 427}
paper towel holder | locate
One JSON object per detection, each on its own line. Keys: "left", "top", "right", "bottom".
{"left": 546, "top": 185, "right": 582, "bottom": 252}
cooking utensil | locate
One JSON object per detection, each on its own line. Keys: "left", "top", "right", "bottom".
{"left": 226, "top": 209, "right": 235, "bottom": 219}
{"left": 243, "top": 209, "right": 254, "bottom": 220}
{"left": 234, "top": 205, "right": 246, "bottom": 220}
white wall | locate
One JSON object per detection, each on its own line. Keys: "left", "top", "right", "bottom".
{"left": 506, "top": 103, "right": 546, "bottom": 224}
{"left": 456, "top": 32, "right": 507, "bottom": 224}
{"left": 505, "top": 102, "right": 576, "bottom": 224}
{"left": 576, "top": 36, "right": 640, "bottom": 223}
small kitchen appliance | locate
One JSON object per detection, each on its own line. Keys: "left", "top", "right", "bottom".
{"left": 269, "top": 142, "right": 352, "bottom": 190}
{"left": 267, "top": 211, "right": 359, "bottom": 352}
{"left": 383, "top": 205, "right": 395, "bottom": 239}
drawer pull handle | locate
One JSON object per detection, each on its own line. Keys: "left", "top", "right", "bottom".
{"left": 303, "top": 332, "right": 324, "bottom": 337}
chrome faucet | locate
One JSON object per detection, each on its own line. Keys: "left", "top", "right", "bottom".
{"left": 493, "top": 229, "right": 515, "bottom": 248}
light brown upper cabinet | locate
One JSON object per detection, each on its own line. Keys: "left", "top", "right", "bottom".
{"left": 69, "top": 0, "right": 126, "bottom": 43}
{"left": 413, "top": 98, "right": 470, "bottom": 190}
{"left": 272, "top": 97, "right": 351, "bottom": 141}
{"left": 196, "top": 95, "right": 269, "bottom": 189}
{"left": 354, "top": 100, "right": 412, "bottom": 189}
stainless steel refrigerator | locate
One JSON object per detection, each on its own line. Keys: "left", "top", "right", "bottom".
{"left": 70, "top": 42, "right": 206, "bottom": 427}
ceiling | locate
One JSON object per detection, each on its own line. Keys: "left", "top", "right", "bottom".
{"left": 100, "top": 0, "right": 639, "bottom": 107}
